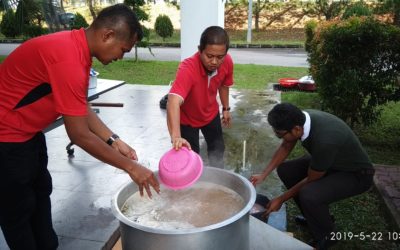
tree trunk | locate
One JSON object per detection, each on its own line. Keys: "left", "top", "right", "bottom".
{"left": 265, "top": 5, "right": 295, "bottom": 28}
{"left": 87, "top": 0, "right": 97, "bottom": 19}
{"left": 255, "top": 12, "right": 259, "bottom": 31}
{"left": 254, "top": 0, "right": 260, "bottom": 31}
{"left": 393, "top": 4, "right": 400, "bottom": 27}
{"left": 288, "top": 14, "right": 305, "bottom": 29}
{"left": 46, "top": 0, "right": 61, "bottom": 32}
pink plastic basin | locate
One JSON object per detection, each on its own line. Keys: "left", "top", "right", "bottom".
{"left": 158, "top": 147, "right": 203, "bottom": 190}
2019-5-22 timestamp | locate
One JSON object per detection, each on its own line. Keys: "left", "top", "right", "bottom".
{"left": 329, "top": 231, "right": 400, "bottom": 241}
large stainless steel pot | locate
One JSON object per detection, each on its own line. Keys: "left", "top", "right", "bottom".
{"left": 112, "top": 167, "right": 256, "bottom": 250}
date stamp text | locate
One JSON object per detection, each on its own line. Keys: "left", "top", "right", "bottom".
{"left": 329, "top": 231, "right": 400, "bottom": 241}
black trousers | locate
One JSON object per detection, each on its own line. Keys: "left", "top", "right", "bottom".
{"left": 181, "top": 113, "right": 225, "bottom": 168}
{"left": 277, "top": 155, "right": 374, "bottom": 241}
{"left": 0, "top": 132, "right": 58, "bottom": 250}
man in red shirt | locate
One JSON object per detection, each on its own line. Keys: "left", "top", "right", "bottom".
{"left": 167, "top": 26, "right": 233, "bottom": 168}
{"left": 0, "top": 4, "right": 159, "bottom": 250}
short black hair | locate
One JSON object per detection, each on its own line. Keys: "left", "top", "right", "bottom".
{"left": 199, "top": 26, "right": 229, "bottom": 53}
{"left": 91, "top": 4, "right": 143, "bottom": 42}
{"left": 268, "top": 103, "right": 306, "bottom": 131}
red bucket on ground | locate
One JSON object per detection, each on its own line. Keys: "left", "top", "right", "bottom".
{"left": 278, "top": 78, "right": 299, "bottom": 88}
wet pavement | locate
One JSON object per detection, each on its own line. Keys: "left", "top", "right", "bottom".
{"left": 211, "top": 88, "right": 284, "bottom": 197}
{"left": 1, "top": 84, "right": 308, "bottom": 250}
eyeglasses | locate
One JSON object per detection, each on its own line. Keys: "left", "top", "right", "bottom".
{"left": 273, "top": 129, "right": 289, "bottom": 139}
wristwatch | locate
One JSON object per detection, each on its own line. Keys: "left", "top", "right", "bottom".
{"left": 106, "top": 134, "right": 120, "bottom": 146}
{"left": 222, "top": 106, "right": 231, "bottom": 112}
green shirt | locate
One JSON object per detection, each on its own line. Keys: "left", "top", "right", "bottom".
{"left": 301, "top": 110, "right": 372, "bottom": 172}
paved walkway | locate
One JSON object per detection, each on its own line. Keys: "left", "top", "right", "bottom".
{"left": 373, "top": 164, "right": 400, "bottom": 230}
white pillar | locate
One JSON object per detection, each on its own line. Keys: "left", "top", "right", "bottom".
{"left": 180, "top": 0, "right": 226, "bottom": 61}
{"left": 247, "top": 0, "right": 252, "bottom": 43}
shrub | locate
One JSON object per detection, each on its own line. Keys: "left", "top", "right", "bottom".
{"left": 154, "top": 14, "right": 173, "bottom": 41}
{"left": 307, "top": 17, "right": 400, "bottom": 127}
{"left": 342, "top": 1, "right": 372, "bottom": 19}
{"left": 1, "top": 10, "right": 18, "bottom": 38}
{"left": 15, "top": 0, "right": 42, "bottom": 36}
{"left": 304, "top": 20, "right": 318, "bottom": 53}
{"left": 71, "top": 13, "right": 89, "bottom": 30}
{"left": 134, "top": 26, "right": 154, "bottom": 61}
{"left": 137, "top": 26, "right": 150, "bottom": 47}
{"left": 124, "top": 0, "right": 149, "bottom": 22}
{"left": 24, "top": 25, "right": 48, "bottom": 38}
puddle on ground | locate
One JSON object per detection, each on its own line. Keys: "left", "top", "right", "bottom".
{"left": 200, "top": 88, "right": 284, "bottom": 198}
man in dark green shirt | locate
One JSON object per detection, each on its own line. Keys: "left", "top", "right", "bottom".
{"left": 250, "top": 103, "right": 374, "bottom": 250}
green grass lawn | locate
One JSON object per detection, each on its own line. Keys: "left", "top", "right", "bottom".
{"left": 93, "top": 60, "right": 179, "bottom": 85}
{"left": 93, "top": 59, "right": 308, "bottom": 89}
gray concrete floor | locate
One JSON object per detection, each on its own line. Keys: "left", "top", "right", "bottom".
{"left": 0, "top": 84, "right": 312, "bottom": 250}
{"left": 0, "top": 85, "right": 170, "bottom": 250}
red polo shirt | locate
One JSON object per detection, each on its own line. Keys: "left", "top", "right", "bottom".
{"left": 170, "top": 52, "right": 234, "bottom": 127}
{"left": 0, "top": 29, "right": 91, "bottom": 142}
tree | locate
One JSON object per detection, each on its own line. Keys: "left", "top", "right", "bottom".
{"left": 375, "top": 0, "right": 400, "bottom": 26}
{"left": 342, "top": 1, "right": 372, "bottom": 19}
{"left": 254, "top": 0, "right": 268, "bottom": 31}
{"left": 261, "top": 1, "right": 300, "bottom": 29}
{"left": 87, "top": 0, "right": 97, "bottom": 19}
{"left": 252, "top": 0, "right": 295, "bottom": 31}
{"left": 225, "top": 0, "right": 247, "bottom": 30}
{"left": 124, "top": 0, "right": 149, "bottom": 22}
{"left": 1, "top": 9, "right": 18, "bottom": 38}
{"left": 15, "top": 0, "right": 44, "bottom": 36}
{"left": 307, "top": 17, "right": 400, "bottom": 127}
{"left": 134, "top": 26, "right": 154, "bottom": 61}
{"left": 225, "top": 0, "right": 316, "bottom": 30}
{"left": 154, "top": 14, "right": 173, "bottom": 41}
{"left": 42, "top": 0, "right": 63, "bottom": 32}
{"left": 71, "top": 12, "right": 89, "bottom": 30}
{"left": 164, "top": 0, "right": 179, "bottom": 10}
{"left": 124, "top": 0, "right": 151, "bottom": 61}
{"left": 303, "top": 0, "right": 350, "bottom": 20}
{"left": 0, "top": 0, "right": 8, "bottom": 11}
{"left": 227, "top": 0, "right": 287, "bottom": 31}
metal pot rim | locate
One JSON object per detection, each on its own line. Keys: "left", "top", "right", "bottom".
{"left": 112, "top": 167, "right": 256, "bottom": 235}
